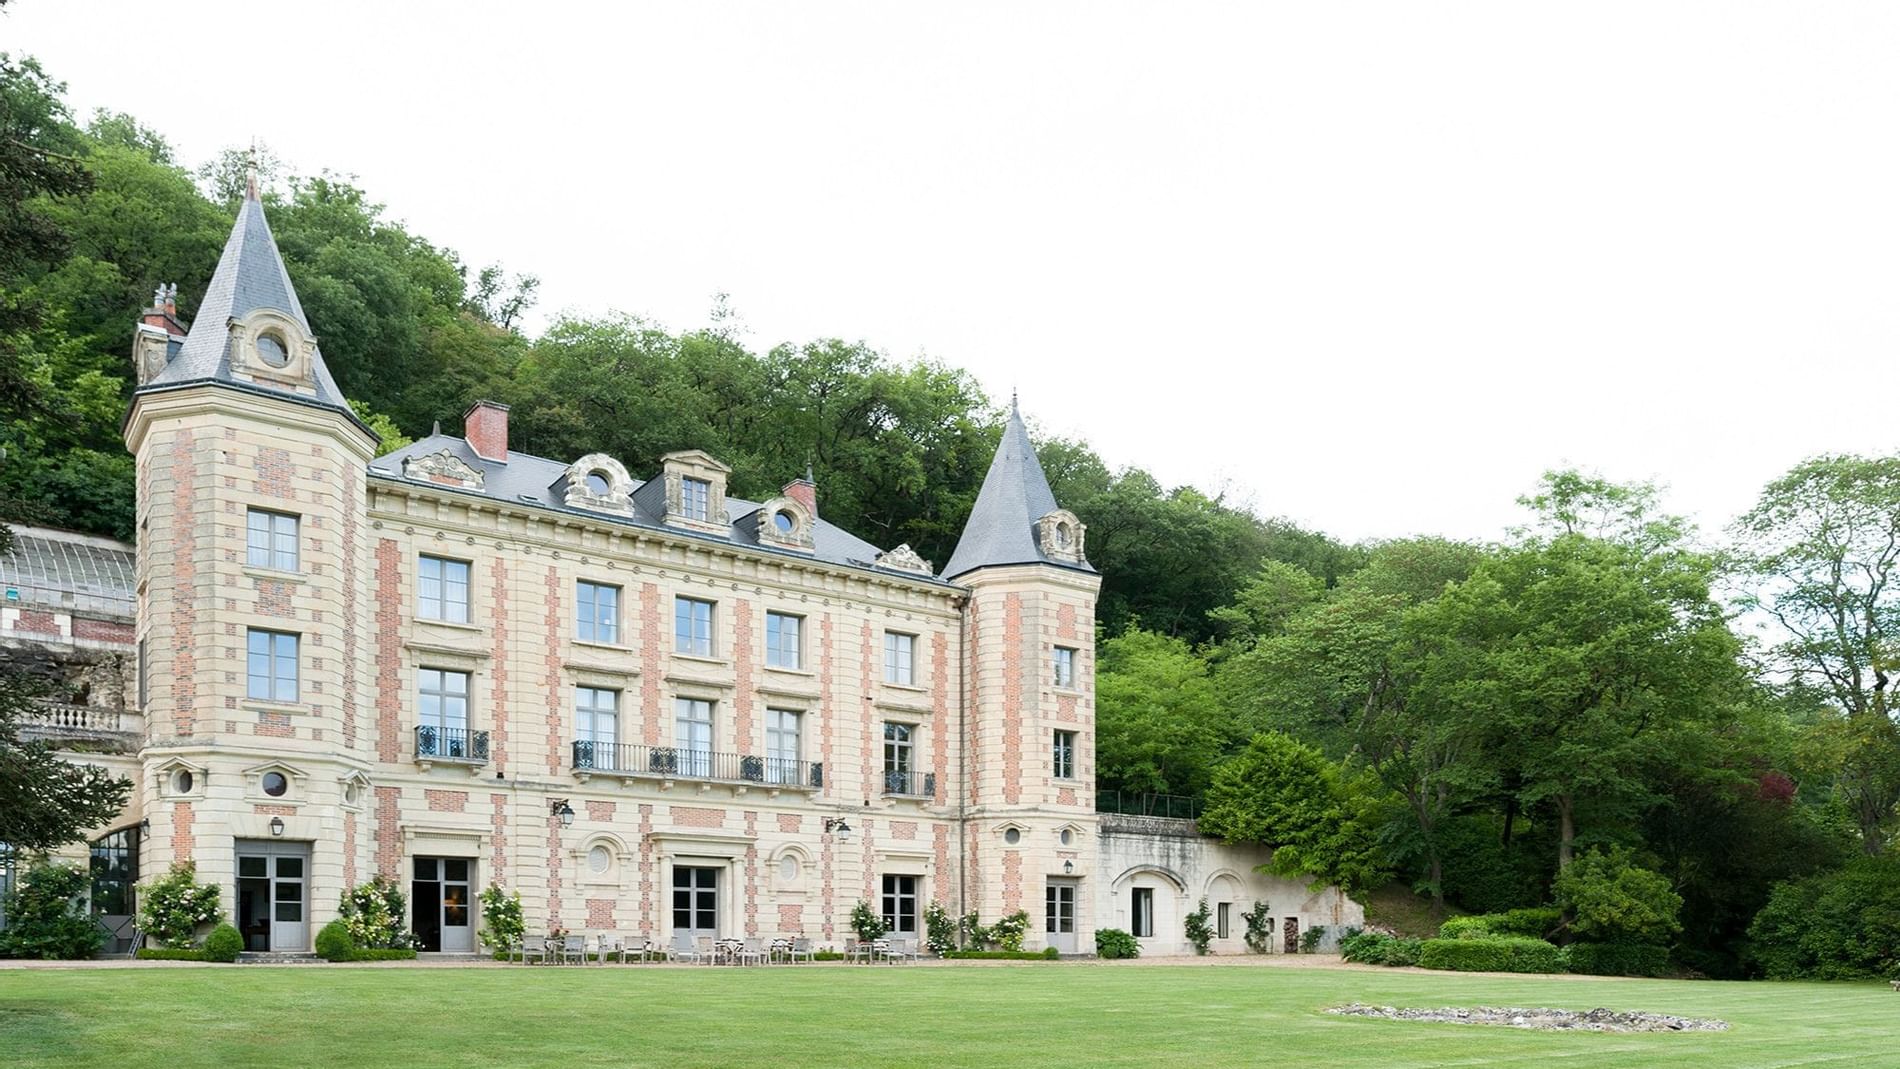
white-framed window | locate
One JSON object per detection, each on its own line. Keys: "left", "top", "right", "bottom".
{"left": 881, "top": 874, "right": 919, "bottom": 934}
{"left": 883, "top": 721, "right": 915, "bottom": 793}
{"left": 765, "top": 612, "right": 802, "bottom": 669}
{"left": 417, "top": 668, "right": 471, "bottom": 758}
{"left": 1053, "top": 646, "right": 1076, "bottom": 688}
{"left": 577, "top": 686, "right": 619, "bottom": 768}
{"left": 577, "top": 581, "right": 619, "bottom": 644}
{"left": 418, "top": 555, "right": 471, "bottom": 623}
{"left": 1131, "top": 887, "right": 1155, "bottom": 938}
{"left": 680, "top": 476, "right": 711, "bottom": 521}
{"left": 675, "top": 697, "right": 714, "bottom": 777}
{"left": 245, "top": 628, "right": 298, "bottom": 702}
{"left": 245, "top": 508, "right": 299, "bottom": 571}
{"left": 1217, "top": 902, "right": 1232, "bottom": 940}
{"left": 1053, "top": 729, "right": 1077, "bottom": 780}
{"left": 766, "top": 708, "right": 801, "bottom": 784}
{"left": 883, "top": 631, "right": 915, "bottom": 685}
{"left": 675, "top": 597, "right": 714, "bottom": 656}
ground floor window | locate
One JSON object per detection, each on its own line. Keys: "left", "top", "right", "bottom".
{"left": 1216, "top": 902, "right": 1231, "bottom": 940}
{"left": 1131, "top": 887, "right": 1154, "bottom": 937}
{"left": 673, "top": 866, "right": 719, "bottom": 936}
{"left": 881, "top": 874, "right": 919, "bottom": 934}
{"left": 1046, "top": 883, "right": 1075, "bottom": 934}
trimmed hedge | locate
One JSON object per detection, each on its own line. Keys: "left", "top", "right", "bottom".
{"left": 1419, "top": 936, "right": 1564, "bottom": 974}
{"left": 202, "top": 924, "right": 243, "bottom": 963}
{"left": 1563, "top": 942, "right": 1670, "bottom": 977}
{"left": 941, "top": 948, "right": 1061, "bottom": 960}
{"left": 1437, "top": 908, "right": 1561, "bottom": 941}
{"left": 1436, "top": 915, "right": 1493, "bottom": 940}
{"left": 1339, "top": 930, "right": 1422, "bottom": 967}
{"left": 315, "top": 920, "right": 356, "bottom": 962}
{"left": 136, "top": 948, "right": 211, "bottom": 961}
{"left": 349, "top": 948, "right": 418, "bottom": 961}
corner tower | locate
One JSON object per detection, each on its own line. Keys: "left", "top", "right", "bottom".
{"left": 946, "top": 398, "right": 1100, "bottom": 952}
{"left": 125, "top": 178, "right": 378, "bottom": 952}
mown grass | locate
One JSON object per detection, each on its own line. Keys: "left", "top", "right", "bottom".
{"left": 0, "top": 961, "right": 1889, "bottom": 1068}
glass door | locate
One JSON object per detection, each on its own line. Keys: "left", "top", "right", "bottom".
{"left": 1045, "top": 880, "right": 1077, "bottom": 953}
{"left": 236, "top": 841, "right": 308, "bottom": 952}
{"left": 271, "top": 852, "right": 306, "bottom": 951}
{"left": 413, "top": 856, "right": 474, "bottom": 953}
{"left": 672, "top": 866, "right": 719, "bottom": 950}
{"left": 881, "top": 875, "right": 919, "bottom": 937}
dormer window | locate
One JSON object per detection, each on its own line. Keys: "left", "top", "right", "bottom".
{"left": 773, "top": 511, "right": 794, "bottom": 534}
{"left": 585, "top": 471, "right": 611, "bottom": 495}
{"left": 682, "top": 477, "right": 711, "bottom": 521}
{"left": 755, "top": 495, "right": 815, "bottom": 551}
{"left": 256, "top": 331, "right": 290, "bottom": 367}
{"left": 559, "top": 453, "right": 634, "bottom": 515}
{"left": 1036, "top": 509, "right": 1088, "bottom": 565}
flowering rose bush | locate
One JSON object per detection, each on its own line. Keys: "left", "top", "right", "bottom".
{"left": 137, "top": 863, "right": 224, "bottom": 949}
{"left": 340, "top": 875, "right": 415, "bottom": 950}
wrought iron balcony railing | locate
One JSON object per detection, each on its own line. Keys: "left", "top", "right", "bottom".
{"left": 415, "top": 725, "right": 490, "bottom": 764}
{"left": 571, "top": 740, "right": 822, "bottom": 790}
{"left": 881, "top": 769, "right": 935, "bottom": 799}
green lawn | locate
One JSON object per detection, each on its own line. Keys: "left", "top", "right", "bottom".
{"left": 0, "top": 962, "right": 1889, "bottom": 1069}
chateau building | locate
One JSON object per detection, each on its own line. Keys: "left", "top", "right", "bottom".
{"left": 4, "top": 183, "right": 1359, "bottom": 957}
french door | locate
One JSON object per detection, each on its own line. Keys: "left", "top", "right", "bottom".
{"left": 1045, "top": 880, "right": 1077, "bottom": 953}
{"left": 673, "top": 866, "right": 719, "bottom": 949}
{"left": 236, "top": 840, "right": 308, "bottom": 952}
{"left": 881, "top": 874, "right": 919, "bottom": 936}
{"left": 412, "top": 856, "right": 474, "bottom": 953}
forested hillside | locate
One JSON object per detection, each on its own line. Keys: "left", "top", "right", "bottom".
{"left": 6, "top": 53, "right": 1899, "bottom": 979}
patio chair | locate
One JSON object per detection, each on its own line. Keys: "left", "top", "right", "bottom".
{"left": 886, "top": 936, "right": 921, "bottom": 964}
{"left": 667, "top": 933, "right": 702, "bottom": 964}
{"left": 512, "top": 935, "right": 548, "bottom": 965}
{"left": 596, "top": 933, "right": 626, "bottom": 964}
{"left": 843, "top": 937, "right": 863, "bottom": 964}
{"left": 790, "top": 937, "right": 814, "bottom": 964}
{"left": 694, "top": 935, "right": 717, "bottom": 965}
{"left": 558, "top": 935, "right": 588, "bottom": 965}
{"left": 740, "top": 937, "right": 769, "bottom": 966}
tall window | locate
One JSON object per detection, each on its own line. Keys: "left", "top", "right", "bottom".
{"left": 881, "top": 874, "right": 919, "bottom": 934}
{"left": 765, "top": 612, "right": 802, "bottom": 669}
{"left": 676, "top": 698, "right": 714, "bottom": 777}
{"left": 1053, "top": 646, "right": 1076, "bottom": 688}
{"left": 680, "top": 476, "right": 711, "bottom": 521}
{"left": 577, "top": 686, "right": 619, "bottom": 768}
{"left": 418, "top": 556, "right": 471, "bottom": 623}
{"left": 1216, "top": 902, "right": 1232, "bottom": 940}
{"left": 577, "top": 581, "right": 619, "bottom": 644}
{"left": 883, "top": 632, "right": 915, "bottom": 685}
{"left": 416, "top": 668, "right": 470, "bottom": 758}
{"left": 136, "top": 638, "right": 147, "bottom": 712}
{"left": 1131, "top": 887, "right": 1155, "bottom": 938}
{"left": 1052, "top": 729, "right": 1077, "bottom": 780}
{"left": 883, "top": 721, "right": 914, "bottom": 793}
{"left": 89, "top": 828, "right": 139, "bottom": 920}
{"left": 246, "top": 629, "right": 298, "bottom": 702}
{"left": 766, "top": 709, "right": 801, "bottom": 784}
{"left": 675, "top": 597, "right": 714, "bottom": 656}
{"left": 246, "top": 509, "right": 299, "bottom": 571}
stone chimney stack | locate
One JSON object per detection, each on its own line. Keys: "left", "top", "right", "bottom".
{"left": 782, "top": 466, "right": 817, "bottom": 518}
{"left": 464, "top": 400, "right": 510, "bottom": 462}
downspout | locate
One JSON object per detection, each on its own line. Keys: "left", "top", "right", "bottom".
{"left": 954, "top": 592, "right": 969, "bottom": 935}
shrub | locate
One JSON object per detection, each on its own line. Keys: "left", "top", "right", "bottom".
{"left": 315, "top": 919, "right": 357, "bottom": 962}
{"left": 1241, "top": 901, "right": 1273, "bottom": 953}
{"left": 350, "top": 948, "right": 418, "bottom": 961}
{"left": 1492, "top": 907, "right": 1563, "bottom": 939}
{"left": 1381, "top": 937, "right": 1423, "bottom": 967}
{"left": 478, "top": 885, "right": 524, "bottom": 952}
{"left": 136, "top": 863, "right": 224, "bottom": 950}
{"left": 340, "top": 875, "right": 414, "bottom": 950}
{"left": 1043, "top": 945, "right": 1060, "bottom": 959}
{"left": 1563, "top": 942, "right": 1670, "bottom": 977}
{"left": 0, "top": 863, "right": 102, "bottom": 960}
{"left": 989, "top": 910, "right": 1029, "bottom": 952}
{"left": 849, "top": 900, "right": 887, "bottom": 943}
{"left": 135, "top": 948, "right": 208, "bottom": 961}
{"left": 941, "top": 949, "right": 1060, "bottom": 961}
{"left": 1299, "top": 924, "right": 1329, "bottom": 953}
{"left": 201, "top": 923, "right": 242, "bottom": 963}
{"left": 1343, "top": 931, "right": 1426, "bottom": 967}
{"left": 1095, "top": 928, "right": 1140, "bottom": 959}
{"left": 1184, "top": 898, "right": 1213, "bottom": 955}
{"left": 1553, "top": 847, "right": 1682, "bottom": 945}
{"left": 1747, "top": 856, "right": 1900, "bottom": 979}
{"left": 1436, "top": 915, "right": 1493, "bottom": 940}
{"left": 923, "top": 901, "right": 957, "bottom": 954}
{"left": 1419, "top": 935, "right": 1564, "bottom": 974}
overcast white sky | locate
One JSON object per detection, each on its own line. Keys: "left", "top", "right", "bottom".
{"left": 8, "top": 2, "right": 1898, "bottom": 544}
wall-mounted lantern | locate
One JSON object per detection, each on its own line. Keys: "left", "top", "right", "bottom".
{"left": 823, "top": 817, "right": 853, "bottom": 844}
{"left": 269, "top": 816, "right": 286, "bottom": 837}
{"left": 551, "top": 799, "right": 576, "bottom": 828}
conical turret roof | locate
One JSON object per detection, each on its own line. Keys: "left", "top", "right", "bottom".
{"left": 941, "top": 398, "right": 1092, "bottom": 581}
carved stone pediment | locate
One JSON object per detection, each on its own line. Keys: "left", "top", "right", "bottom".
{"left": 875, "top": 543, "right": 934, "bottom": 576}
{"left": 404, "top": 449, "right": 484, "bottom": 489}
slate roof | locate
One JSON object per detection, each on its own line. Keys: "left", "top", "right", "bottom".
{"left": 371, "top": 436, "right": 959, "bottom": 587}
{"left": 940, "top": 400, "right": 1093, "bottom": 582}
{"left": 135, "top": 185, "right": 355, "bottom": 421}
{"left": 0, "top": 526, "right": 137, "bottom": 618}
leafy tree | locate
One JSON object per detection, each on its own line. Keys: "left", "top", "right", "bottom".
{"left": 1199, "top": 731, "right": 1391, "bottom": 895}
{"left": 1747, "top": 856, "right": 1900, "bottom": 979}
{"left": 0, "top": 862, "right": 101, "bottom": 959}
{"left": 1734, "top": 454, "right": 1900, "bottom": 854}
{"left": 1094, "top": 628, "right": 1226, "bottom": 797}
{"left": 0, "top": 671, "right": 131, "bottom": 852}
{"left": 1551, "top": 846, "right": 1682, "bottom": 945}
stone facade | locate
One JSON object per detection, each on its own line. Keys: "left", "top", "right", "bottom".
{"left": 4, "top": 187, "right": 1360, "bottom": 956}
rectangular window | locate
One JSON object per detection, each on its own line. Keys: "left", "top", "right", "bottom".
{"left": 418, "top": 555, "right": 471, "bottom": 624}
{"left": 881, "top": 874, "right": 919, "bottom": 934}
{"left": 576, "top": 581, "right": 620, "bottom": 644}
{"left": 766, "top": 708, "right": 801, "bottom": 784}
{"left": 1216, "top": 902, "right": 1232, "bottom": 941}
{"left": 1053, "top": 646, "right": 1076, "bottom": 688}
{"left": 883, "top": 631, "right": 915, "bottom": 685}
{"left": 1045, "top": 883, "right": 1075, "bottom": 934}
{"left": 680, "top": 477, "right": 711, "bottom": 521}
{"left": 246, "top": 509, "right": 299, "bottom": 571}
{"left": 675, "top": 597, "right": 714, "bottom": 657}
{"left": 883, "top": 721, "right": 914, "bottom": 794}
{"left": 1052, "top": 730, "right": 1077, "bottom": 780}
{"left": 245, "top": 628, "right": 298, "bottom": 702}
{"left": 675, "top": 697, "right": 714, "bottom": 777}
{"left": 417, "top": 668, "right": 470, "bottom": 757}
{"left": 765, "top": 612, "right": 802, "bottom": 670}
{"left": 672, "top": 866, "right": 718, "bottom": 935}
{"left": 1131, "top": 887, "right": 1155, "bottom": 938}
{"left": 577, "top": 686, "right": 619, "bottom": 769}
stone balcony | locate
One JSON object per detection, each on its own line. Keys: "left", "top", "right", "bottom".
{"left": 21, "top": 700, "right": 144, "bottom": 753}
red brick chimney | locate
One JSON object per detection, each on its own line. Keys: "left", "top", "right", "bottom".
{"left": 464, "top": 400, "right": 510, "bottom": 461}
{"left": 141, "top": 282, "right": 185, "bottom": 334}
{"left": 782, "top": 468, "right": 817, "bottom": 519}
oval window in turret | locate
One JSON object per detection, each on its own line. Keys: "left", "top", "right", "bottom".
{"left": 256, "top": 331, "right": 290, "bottom": 368}
{"left": 774, "top": 511, "right": 794, "bottom": 534}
